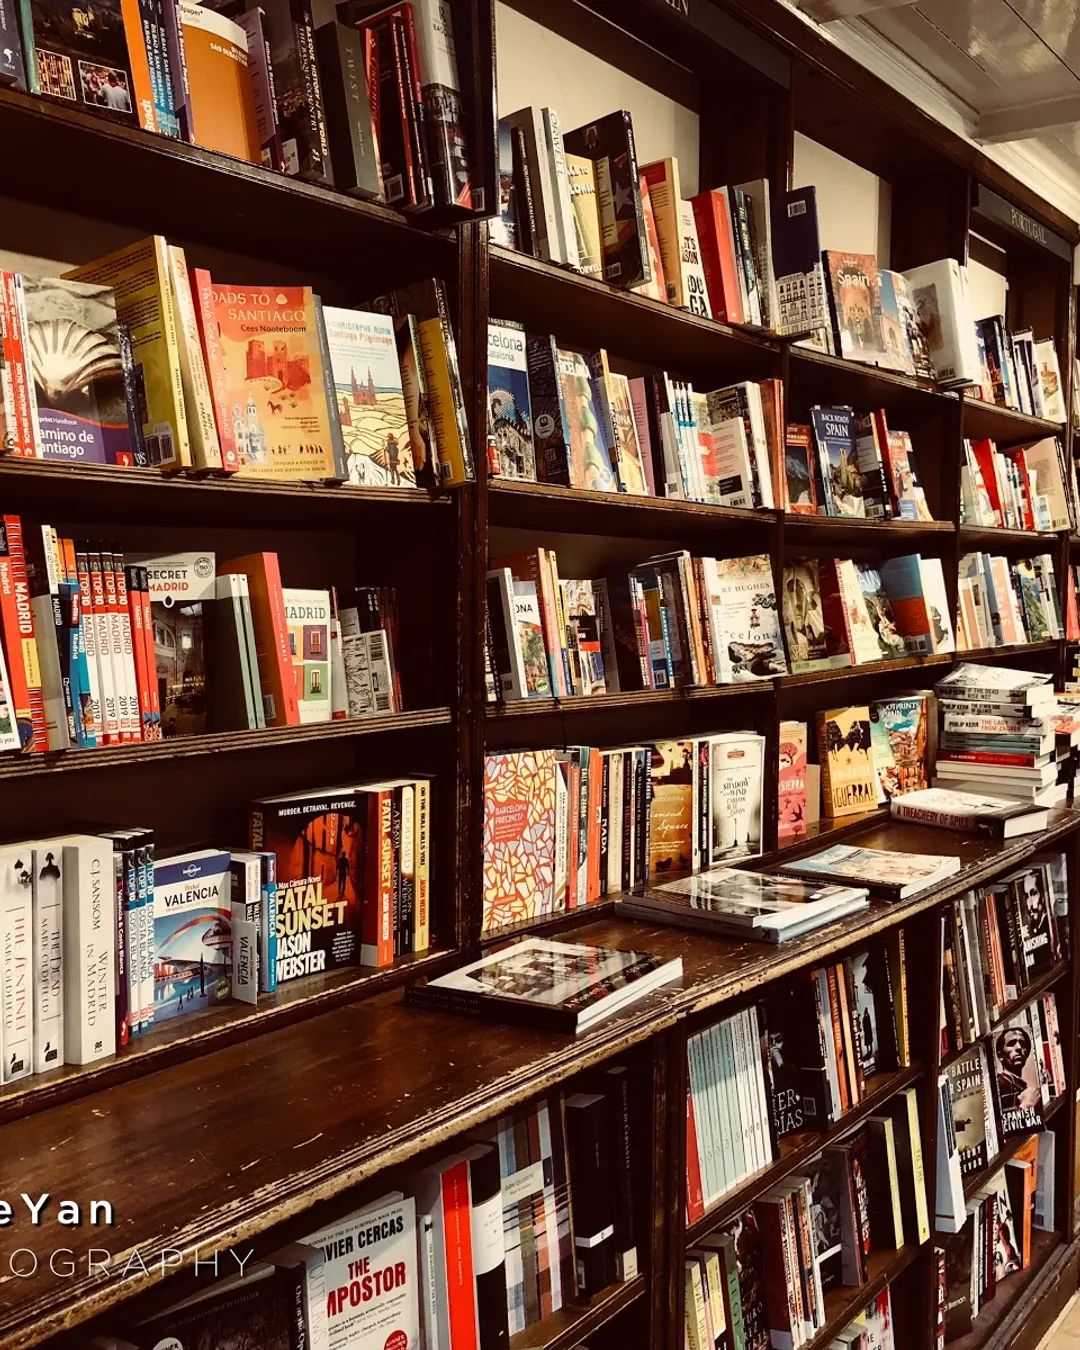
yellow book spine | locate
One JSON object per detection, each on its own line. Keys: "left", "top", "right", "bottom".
{"left": 167, "top": 245, "right": 222, "bottom": 470}
{"left": 416, "top": 317, "right": 470, "bottom": 486}
{"left": 153, "top": 238, "right": 193, "bottom": 468}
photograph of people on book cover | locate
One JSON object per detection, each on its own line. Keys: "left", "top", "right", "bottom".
{"left": 1017, "top": 868, "right": 1055, "bottom": 977}
{"left": 727, "top": 1210, "right": 770, "bottom": 1350}
{"left": 850, "top": 949, "right": 879, "bottom": 1076}
{"left": 31, "top": 0, "right": 135, "bottom": 116}
{"left": 993, "top": 1016, "right": 1043, "bottom": 1135}
{"left": 465, "top": 940, "right": 658, "bottom": 1008}
{"left": 808, "top": 1156, "right": 844, "bottom": 1291}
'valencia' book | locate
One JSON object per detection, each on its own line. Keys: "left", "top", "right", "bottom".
{"left": 889, "top": 788, "right": 1048, "bottom": 839}
{"left": 778, "top": 843, "right": 962, "bottom": 900}
{"left": 403, "top": 936, "right": 682, "bottom": 1032}
{"left": 615, "top": 868, "right": 868, "bottom": 942}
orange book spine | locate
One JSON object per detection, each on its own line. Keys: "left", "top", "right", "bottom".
{"left": 825, "top": 965, "right": 850, "bottom": 1114}
{"left": 586, "top": 746, "right": 602, "bottom": 904}
{"left": 124, "top": 564, "right": 152, "bottom": 740}
{"left": 190, "top": 267, "right": 239, "bottom": 472}
{"left": 832, "top": 962, "right": 860, "bottom": 1106}
{"left": 120, "top": 0, "right": 159, "bottom": 133}
{"left": 219, "top": 553, "right": 300, "bottom": 726}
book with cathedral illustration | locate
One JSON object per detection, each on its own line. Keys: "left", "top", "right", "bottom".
{"left": 403, "top": 936, "right": 683, "bottom": 1032}
{"left": 779, "top": 843, "right": 962, "bottom": 900}
{"left": 209, "top": 283, "right": 345, "bottom": 483}
{"left": 615, "top": 868, "right": 868, "bottom": 942}
{"left": 321, "top": 307, "right": 416, "bottom": 488}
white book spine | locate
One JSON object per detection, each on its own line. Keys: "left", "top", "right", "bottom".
{"left": 12, "top": 275, "right": 41, "bottom": 453}
{"left": 0, "top": 850, "right": 33, "bottom": 1082}
{"left": 59, "top": 837, "right": 115, "bottom": 1064}
{"left": 543, "top": 108, "right": 579, "bottom": 271}
{"left": 113, "top": 568, "right": 142, "bottom": 739}
{"left": 31, "top": 846, "right": 62, "bottom": 1074}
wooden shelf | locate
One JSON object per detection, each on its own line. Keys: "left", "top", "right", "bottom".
{"left": 488, "top": 245, "right": 780, "bottom": 381}
{"left": 769, "top": 809, "right": 891, "bottom": 863}
{"left": 486, "top": 682, "right": 771, "bottom": 719}
{"left": 0, "top": 946, "right": 455, "bottom": 1125}
{"left": 508, "top": 1275, "right": 645, "bottom": 1350}
{"left": 779, "top": 653, "right": 953, "bottom": 689}
{"left": 787, "top": 346, "right": 957, "bottom": 421}
{"left": 487, "top": 477, "right": 776, "bottom": 537}
{"left": 0, "top": 708, "right": 453, "bottom": 782}
{"left": 0, "top": 86, "right": 453, "bottom": 277}
{"left": 945, "top": 1229, "right": 1063, "bottom": 1350}
{"left": 960, "top": 394, "right": 1066, "bottom": 447}
{"left": 958, "top": 525, "right": 1065, "bottom": 550}
{"left": 940, "top": 962, "right": 1068, "bottom": 1071}
{"left": 957, "top": 640, "right": 1062, "bottom": 661}
{"left": 784, "top": 513, "right": 954, "bottom": 546}
{"left": 961, "top": 1093, "right": 1067, "bottom": 1202}
{"left": 686, "top": 1065, "right": 922, "bottom": 1243}
{"left": 0, "top": 454, "right": 452, "bottom": 530}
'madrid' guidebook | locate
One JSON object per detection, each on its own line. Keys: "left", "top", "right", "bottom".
{"left": 404, "top": 937, "right": 682, "bottom": 1033}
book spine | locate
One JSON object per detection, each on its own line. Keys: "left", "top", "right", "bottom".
{"left": 686, "top": 1078, "right": 705, "bottom": 1223}
{"left": 441, "top": 1158, "right": 479, "bottom": 1346}
{"left": 124, "top": 565, "right": 152, "bottom": 740}
{"left": 109, "top": 847, "right": 130, "bottom": 1049}
{"left": 361, "top": 790, "right": 394, "bottom": 967}
{"left": 1, "top": 855, "right": 32, "bottom": 1082}
{"left": 31, "top": 843, "right": 62, "bottom": 1073}
{"left": 414, "top": 777, "right": 430, "bottom": 952}
{"left": 111, "top": 556, "right": 142, "bottom": 743}
{"left": 61, "top": 838, "right": 116, "bottom": 1064}
{"left": 100, "top": 551, "right": 133, "bottom": 742}
{"left": 137, "top": 567, "right": 162, "bottom": 737}
{"left": 120, "top": 0, "right": 158, "bottom": 132}
{"left": 0, "top": 517, "right": 44, "bottom": 751}
{"left": 1, "top": 273, "right": 36, "bottom": 456}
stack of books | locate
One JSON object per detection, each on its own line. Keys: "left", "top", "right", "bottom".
{"left": 1, "top": 248, "right": 473, "bottom": 487}
{"left": 956, "top": 552, "right": 1063, "bottom": 651}
{"left": 486, "top": 549, "right": 787, "bottom": 701}
{"left": 481, "top": 732, "right": 766, "bottom": 937}
{"left": 932, "top": 664, "right": 1065, "bottom": 805}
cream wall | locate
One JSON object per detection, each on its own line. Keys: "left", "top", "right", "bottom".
{"left": 792, "top": 131, "right": 891, "bottom": 264}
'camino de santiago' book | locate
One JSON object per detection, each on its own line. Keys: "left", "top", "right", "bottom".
{"left": 487, "top": 318, "right": 535, "bottom": 479}
{"left": 404, "top": 936, "right": 682, "bottom": 1033}
{"left": 322, "top": 306, "right": 416, "bottom": 487}
{"left": 153, "top": 848, "right": 232, "bottom": 1023}
{"left": 22, "top": 277, "right": 134, "bottom": 464}
{"left": 249, "top": 785, "right": 368, "bottom": 982}
{"left": 211, "top": 283, "right": 342, "bottom": 482}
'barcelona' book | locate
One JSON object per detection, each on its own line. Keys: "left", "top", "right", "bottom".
{"left": 403, "top": 936, "right": 682, "bottom": 1033}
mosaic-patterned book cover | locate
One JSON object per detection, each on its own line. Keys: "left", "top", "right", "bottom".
{"left": 482, "top": 749, "right": 556, "bottom": 936}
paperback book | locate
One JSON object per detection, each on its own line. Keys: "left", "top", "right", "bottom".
{"left": 779, "top": 844, "right": 962, "bottom": 900}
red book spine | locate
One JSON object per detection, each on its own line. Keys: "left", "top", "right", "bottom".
{"left": 1, "top": 274, "right": 35, "bottom": 456}
{"left": 88, "top": 551, "right": 120, "bottom": 744}
{"left": 566, "top": 759, "right": 580, "bottom": 910}
{"left": 685, "top": 1079, "right": 705, "bottom": 1224}
{"left": 361, "top": 790, "right": 394, "bottom": 967}
{"left": 0, "top": 516, "right": 45, "bottom": 750}
{"left": 441, "top": 1159, "right": 479, "bottom": 1350}
{"left": 937, "top": 749, "right": 1044, "bottom": 768}
{"left": 219, "top": 553, "right": 300, "bottom": 727}
{"left": 101, "top": 552, "right": 133, "bottom": 741}
{"left": 190, "top": 268, "right": 239, "bottom": 472}
{"left": 691, "top": 191, "right": 743, "bottom": 325}
{"left": 124, "top": 564, "right": 153, "bottom": 740}
{"left": 586, "top": 747, "right": 602, "bottom": 904}
{"left": 137, "top": 567, "right": 162, "bottom": 736}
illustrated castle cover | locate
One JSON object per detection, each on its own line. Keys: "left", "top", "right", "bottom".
{"left": 22, "top": 277, "right": 133, "bottom": 464}
{"left": 211, "top": 284, "right": 339, "bottom": 481}
{"left": 322, "top": 306, "right": 416, "bottom": 487}
{"left": 482, "top": 750, "right": 556, "bottom": 935}
{"left": 250, "top": 785, "right": 370, "bottom": 982}
{"left": 153, "top": 849, "right": 232, "bottom": 1023}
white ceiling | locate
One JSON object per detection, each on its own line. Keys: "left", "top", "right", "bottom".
{"left": 784, "top": 0, "right": 1080, "bottom": 229}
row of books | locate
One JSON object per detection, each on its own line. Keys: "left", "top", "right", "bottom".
{"left": 939, "top": 1136, "right": 1052, "bottom": 1341}
{"left": 960, "top": 436, "right": 1073, "bottom": 532}
{"left": 1, "top": 246, "right": 473, "bottom": 487}
{"left": 955, "top": 551, "right": 1063, "bottom": 651}
{"left": 480, "top": 733, "right": 765, "bottom": 936}
{"left": 1, "top": 777, "right": 432, "bottom": 1080}
{"left": 96, "top": 1074, "right": 638, "bottom": 1346}
{"left": 4, "top": 0, "right": 476, "bottom": 212}
{"left": 0, "top": 531, "right": 403, "bottom": 756}
{"left": 486, "top": 549, "right": 789, "bottom": 702}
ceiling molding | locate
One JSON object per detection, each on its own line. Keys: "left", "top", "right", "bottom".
{"left": 976, "top": 97, "right": 1080, "bottom": 145}
{"left": 795, "top": 0, "right": 919, "bottom": 19}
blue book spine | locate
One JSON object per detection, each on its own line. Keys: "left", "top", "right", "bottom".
{"left": 262, "top": 852, "right": 278, "bottom": 993}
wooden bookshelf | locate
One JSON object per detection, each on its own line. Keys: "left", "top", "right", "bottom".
{"left": 4, "top": 0, "right": 1080, "bottom": 1348}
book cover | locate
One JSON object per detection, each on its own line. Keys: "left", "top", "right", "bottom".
{"left": 648, "top": 739, "right": 694, "bottom": 875}
{"left": 875, "top": 270, "right": 916, "bottom": 375}
{"left": 992, "top": 1011, "right": 1044, "bottom": 1138}
{"left": 563, "top": 110, "right": 649, "bottom": 290}
{"left": 810, "top": 407, "right": 864, "bottom": 517}
{"left": 833, "top": 559, "right": 887, "bottom": 665}
{"left": 784, "top": 423, "right": 816, "bottom": 513}
{"left": 638, "top": 157, "right": 682, "bottom": 304}
{"left": 487, "top": 319, "right": 534, "bottom": 480}
{"left": 870, "top": 696, "right": 928, "bottom": 801}
{"left": 250, "top": 785, "right": 370, "bottom": 981}
{"left": 563, "top": 579, "right": 604, "bottom": 695}
{"left": 282, "top": 587, "right": 331, "bottom": 725}
{"left": 178, "top": 0, "right": 260, "bottom": 162}
{"left": 557, "top": 348, "right": 617, "bottom": 492}
{"left": 817, "top": 705, "right": 876, "bottom": 817}
{"left": 946, "top": 1048, "right": 989, "bottom": 1175}
{"left": 0, "top": 849, "right": 32, "bottom": 1082}
{"left": 152, "top": 848, "right": 232, "bottom": 1023}
{"left": 567, "top": 152, "right": 602, "bottom": 279}
{"left": 782, "top": 558, "right": 850, "bottom": 674}
{"left": 260, "top": 0, "right": 332, "bottom": 184}
{"left": 724, "top": 1210, "right": 770, "bottom": 1350}
{"left": 25, "top": 0, "right": 136, "bottom": 118}
{"left": 512, "top": 580, "right": 550, "bottom": 697}
{"left": 709, "top": 733, "right": 764, "bottom": 863}
{"left": 677, "top": 198, "right": 711, "bottom": 317}
{"left": 125, "top": 550, "right": 213, "bottom": 738}
{"left": 709, "top": 555, "right": 787, "bottom": 682}
{"left": 482, "top": 749, "right": 556, "bottom": 936}
{"left": 211, "top": 284, "right": 340, "bottom": 481}
{"left": 322, "top": 306, "right": 415, "bottom": 487}
{"left": 22, "top": 277, "right": 134, "bottom": 465}
{"left": 633, "top": 174, "right": 667, "bottom": 301}
{"left": 824, "top": 252, "right": 887, "bottom": 366}
{"left": 770, "top": 186, "right": 829, "bottom": 338}
{"left": 778, "top": 720, "right": 807, "bottom": 841}
{"left": 491, "top": 120, "right": 519, "bottom": 249}
{"left": 241, "top": 7, "right": 285, "bottom": 171}
{"left": 855, "top": 564, "right": 907, "bottom": 661}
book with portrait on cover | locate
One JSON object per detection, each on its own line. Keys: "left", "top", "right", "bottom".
{"left": 403, "top": 936, "right": 682, "bottom": 1032}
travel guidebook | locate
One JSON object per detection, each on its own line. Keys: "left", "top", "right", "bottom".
{"left": 615, "top": 868, "right": 868, "bottom": 942}
{"left": 403, "top": 937, "right": 683, "bottom": 1033}
{"left": 779, "top": 843, "right": 962, "bottom": 900}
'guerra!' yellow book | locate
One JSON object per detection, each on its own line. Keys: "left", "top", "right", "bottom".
{"left": 64, "top": 237, "right": 192, "bottom": 469}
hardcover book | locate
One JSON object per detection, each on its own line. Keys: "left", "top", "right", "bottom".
{"left": 211, "top": 283, "right": 342, "bottom": 482}
{"left": 322, "top": 306, "right": 416, "bottom": 487}
{"left": 250, "top": 785, "right": 371, "bottom": 982}
{"left": 568, "top": 153, "right": 603, "bottom": 278}
{"left": 282, "top": 588, "right": 332, "bottom": 725}
{"left": 152, "top": 848, "right": 232, "bottom": 1023}
{"left": 22, "top": 277, "right": 134, "bottom": 465}
{"left": 486, "top": 318, "right": 534, "bottom": 480}
{"left": 404, "top": 936, "right": 683, "bottom": 1033}
{"left": 817, "top": 705, "right": 876, "bottom": 818}
{"left": 482, "top": 749, "right": 556, "bottom": 936}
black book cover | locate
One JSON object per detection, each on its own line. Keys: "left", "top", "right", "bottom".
{"left": 468, "top": 1143, "right": 510, "bottom": 1349}
{"left": 511, "top": 123, "right": 536, "bottom": 254}
{"left": 565, "top": 1091, "right": 615, "bottom": 1294}
{"left": 599, "top": 1063, "right": 637, "bottom": 1276}
{"left": 314, "top": 20, "right": 381, "bottom": 199}
{"left": 761, "top": 987, "right": 805, "bottom": 1138}
{"left": 129, "top": 1268, "right": 303, "bottom": 1348}
{"left": 946, "top": 1047, "right": 989, "bottom": 1175}
{"left": 563, "top": 110, "right": 650, "bottom": 290}
{"left": 206, "top": 584, "right": 257, "bottom": 732}
{"left": 807, "top": 1152, "right": 845, "bottom": 1293}
{"left": 724, "top": 1211, "right": 769, "bottom": 1350}
{"left": 991, "top": 1014, "right": 1044, "bottom": 1138}
{"left": 887, "top": 1087, "right": 924, "bottom": 1248}
{"left": 944, "top": 1220, "right": 974, "bottom": 1340}
{"left": 389, "top": 783, "right": 403, "bottom": 955}
{"left": 524, "top": 333, "right": 572, "bottom": 486}
{"left": 597, "top": 572, "right": 649, "bottom": 693}
{"left": 863, "top": 1117, "right": 902, "bottom": 1250}
{"left": 1014, "top": 868, "right": 1055, "bottom": 980}
{"left": 262, "top": 0, "right": 334, "bottom": 185}
{"left": 391, "top": 9, "right": 432, "bottom": 207}
{"left": 621, "top": 748, "right": 633, "bottom": 892}
{"left": 822, "top": 1141, "right": 866, "bottom": 1286}
{"left": 0, "top": 0, "right": 24, "bottom": 86}
{"left": 867, "top": 938, "right": 901, "bottom": 1072}
{"left": 789, "top": 973, "right": 833, "bottom": 1127}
